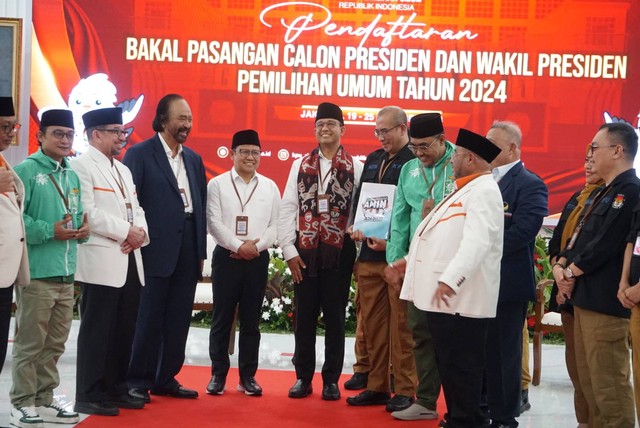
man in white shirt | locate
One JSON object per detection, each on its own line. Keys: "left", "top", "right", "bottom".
{"left": 205, "top": 129, "right": 280, "bottom": 397}
{"left": 71, "top": 107, "right": 149, "bottom": 416}
{"left": 278, "top": 102, "right": 363, "bottom": 401}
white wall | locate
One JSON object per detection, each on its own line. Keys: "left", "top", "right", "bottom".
{"left": 1, "top": 0, "right": 32, "bottom": 164}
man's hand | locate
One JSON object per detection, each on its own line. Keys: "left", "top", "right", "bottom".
{"left": 618, "top": 280, "right": 639, "bottom": 309}
{"left": 234, "top": 239, "right": 260, "bottom": 260}
{"left": 553, "top": 264, "right": 575, "bottom": 299}
{"left": 125, "top": 226, "right": 146, "bottom": 249}
{"left": 54, "top": 215, "right": 78, "bottom": 241}
{"left": 75, "top": 213, "right": 91, "bottom": 240}
{"left": 348, "top": 225, "right": 365, "bottom": 242}
{"left": 432, "top": 281, "right": 456, "bottom": 309}
{"left": 287, "top": 256, "right": 307, "bottom": 284}
{"left": 384, "top": 258, "right": 406, "bottom": 293}
{"left": 366, "top": 237, "right": 387, "bottom": 251}
{"left": 0, "top": 169, "right": 15, "bottom": 193}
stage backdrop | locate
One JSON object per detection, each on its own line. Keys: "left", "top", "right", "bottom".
{"left": 30, "top": 0, "right": 640, "bottom": 212}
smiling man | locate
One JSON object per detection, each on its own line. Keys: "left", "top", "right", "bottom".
{"left": 278, "top": 102, "right": 363, "bottom": 401}
{"left": 71, "top": 107, "right": 149, "bottom": 416}
{"left": 385, "top": 112, "right": 455, "bottom": 421}
{"left": 11, "top": 109, "right": 89, "bottom": 428}
{"left": 124, "top": 94, "right": 207, "bottom": 403}
{"left": 205, "top": 129, "right": 280, "bottom": 397}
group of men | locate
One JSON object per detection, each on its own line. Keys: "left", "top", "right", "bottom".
{"left": 3, "top": 91, "right": 638, "bottom": 428}
{"left": 0, "top": 94, "right": 208, "bottom": 428}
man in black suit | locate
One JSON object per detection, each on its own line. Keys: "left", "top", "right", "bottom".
{"left": 124, "top": 94, "right": 207, "bottom": 401}
{"left": 483, "top": 121, "right": 548, "bottom": 428}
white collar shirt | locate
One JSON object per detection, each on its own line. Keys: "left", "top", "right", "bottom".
{"left": 159, "top": 134, "right": 193, "bottom": 213}
{"left": 492, "top": 159, "right": 520, "bottom": 183}
{"left": 206, "top": 167, "right": 280, "bottom": 254}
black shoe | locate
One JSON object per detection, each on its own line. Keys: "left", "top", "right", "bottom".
{"left": 519, "top": 389, "right": 531, "bottom": 413}
{"left": 74, "top": 401, "right": 119, "bottom": 416}
{"left": 128, "top": 388, "right": 150, "bottom": 403}
{"left": 107, "top": 394, "right": 145, "bottom": 409}
{"left": 344, "top": 372, "right": 368, "bottom": 390}
{"left": 206, "top": 375, "right": 226, "bottom": 395}
{"left": 322, "top": 383, "right": 340, "bottom": 401}
{"left": 151, "top": 384, "right": 199, "bottom": 399}
{"left": 346, "top": 390, "right": 390, "bottom": 406}
{"left": 238, "top": 376, "right": 263, "bottom": 396}
{"left": 385, "top": 394, "right": 414, "bottom": 412}
{"left": 288, "top": 379, "right": 313, "bottom": 398}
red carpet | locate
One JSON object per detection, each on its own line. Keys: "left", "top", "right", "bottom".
{"left": 77, "top": 366, "right": 446, "bottom": 427}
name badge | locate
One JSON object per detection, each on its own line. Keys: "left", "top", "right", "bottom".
{"left": 179, "top": 188, "right": 190, "bottom": 208}
{"left": 236, "top": 215, "right": 249, "bottom": 236}
{"left": 422, "top": 198, "right": 435, "bottom": 219}
{"left": 126, "top": 202, "right": 134, "bottom": 224}
{"left": 634, "top": 234, "right": 640, "bottom": 256}
{"left": 317, "top": 194, "right": 330, "bottom": 214}
{"left": 64, "top": 215, "right": 73, "bottom": 230}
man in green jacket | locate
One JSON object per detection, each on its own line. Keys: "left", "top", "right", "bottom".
{"left": 385, "top": 112, "right": 455, "bottom": 421}
{"left": 10, "top": 109, "right": 89, "bottom": 428}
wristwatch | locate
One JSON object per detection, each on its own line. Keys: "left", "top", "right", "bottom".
{"left": 564, "top": 267, "right": 575, "bottom": 279}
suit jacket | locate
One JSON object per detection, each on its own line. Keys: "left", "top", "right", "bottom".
{"left": 497, "top": 161, "right": 548, "bottom": 302}
{"left": 0, "top": 155, "right": 29, "bottom": 287}
{"left": 400, "top": 174, "right": 504, "bottom": 318}
{"left": 123, "top": 134, "right": 207, "bottom": 277}
{"left": 71, "top": 146, "right": 149, "bottom": 287}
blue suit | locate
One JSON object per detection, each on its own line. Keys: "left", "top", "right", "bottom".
{"left": 123, "top": 134, "right": 207, "bottom": 391}
{"left": 484, "top": 161, "right": 548, "bottom": 427}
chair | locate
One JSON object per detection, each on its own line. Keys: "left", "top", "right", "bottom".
{"left": 532, "top": 278, "right": 564, "bottom": 386}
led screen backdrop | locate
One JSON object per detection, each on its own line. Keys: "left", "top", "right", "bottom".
{"left": 31, "top": 0, "right": 640, "bottom": 211}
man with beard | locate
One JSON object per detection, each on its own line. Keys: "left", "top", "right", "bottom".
{"left": 385, "top": 112, "right": 455, "bottom": 421}
{"left": 124, "top": 94, "right": 207, "bottom": 402}
{"left": 71, "top": 107, "right": 149, "bottom": 416}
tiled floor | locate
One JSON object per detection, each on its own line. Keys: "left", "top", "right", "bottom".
{"left": 0, "top": 318, "right": 623, "bottom": 427}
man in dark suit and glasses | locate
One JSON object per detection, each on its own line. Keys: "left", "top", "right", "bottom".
{"left": 124, "top": 94, "right": 207, "bottom": 402}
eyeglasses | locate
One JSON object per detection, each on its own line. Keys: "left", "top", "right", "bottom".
{"left": 0, "top": 123, "right": 21, "bottom": 135}
{"left": 235, "top": 149, "right": 261, "bottom": 158}
{"left": 96, "top": 128, "right": 129, "bottom": 138}
{"left": 51, "top": 130, "right": 75, "bottom": 140}
{"left": 374, "top": 124, "right": 402, "bottom": 138}
{"left": 408, "top": 138, "right": 439, "bottom": 153}
{"left": 315, "top": 120, "right": 340, "bottom": 130}
{"left": 588, "top": 143, "right": 618, "bottom": 153}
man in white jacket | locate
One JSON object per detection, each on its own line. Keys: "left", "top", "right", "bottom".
{"left": 71, "top": 107, "right": 149, "bottom": 416}
{"left": 386, "top": 128, "right": 504, "bottom": 428}
{"left": 0, "top": 96, "right": 29, "bottom": 375}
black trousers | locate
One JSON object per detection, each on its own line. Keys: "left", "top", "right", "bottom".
{"left": 76, "top": 254, "right": 141, "bottom": 402}
{"left": 293, "top": 237, "right": 356, "bottom": 384}
{"left": 483, "top": 301, "right": 528, "bottom": 427}
{"left": 428, "top": 311, "right": 489, "bottom": 428}
{"left": 128, "top": 218, "right": 199, "bottom": 391}
{"left": 209, "top": 247, "right": 269, "bottom": 379}
{"left": 0, "top": 285, "right": 13, "bottom": 374}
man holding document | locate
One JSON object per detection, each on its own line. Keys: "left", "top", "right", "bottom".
{"left": 346, "top": 106, "right": 417, "bottom": 412}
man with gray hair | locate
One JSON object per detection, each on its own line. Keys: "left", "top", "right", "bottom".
{"left": 483, "top": 121, "right": 548, "bottom": 428}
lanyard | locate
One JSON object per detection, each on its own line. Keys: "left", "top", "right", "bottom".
{"left": 377, "top": 154, "right": 398, "bottom": 183}
{"left": 230, "top": 174, "right": 259, "bottom": 213}
{"left": 318, "top": 160, "right": 333, "bottom": 192}
{"left": 566, "top": 186, "right": 611, "bottom": 250}
{"left": 420, "top": 157, "right": 450, "bottom": 199}
{"left": 48, "top": 171, "right": 70, "bottom": 213}
{"left": 109, "top": 164, "right": 128, "bottom": 199}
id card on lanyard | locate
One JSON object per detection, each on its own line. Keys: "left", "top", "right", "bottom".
{"left": 231, "top": 174, "right": 259, "bottom": 237}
